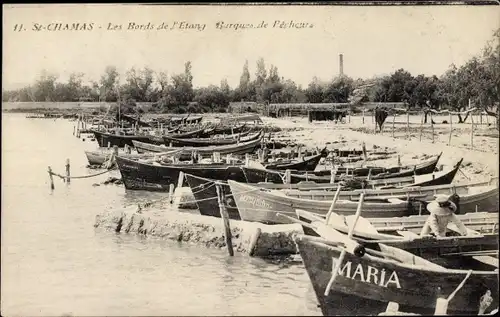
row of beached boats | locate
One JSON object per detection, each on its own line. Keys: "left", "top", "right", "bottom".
{"left": 82, "top": 118, "right": 498, "bottom": 315}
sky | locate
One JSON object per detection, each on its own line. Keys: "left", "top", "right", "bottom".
{"left": 2, "top": 4, "right": 499, "bottom": 90}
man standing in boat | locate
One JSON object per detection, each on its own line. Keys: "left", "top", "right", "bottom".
{"left": 420, "top": 195, "right": 469, "bottom": 237}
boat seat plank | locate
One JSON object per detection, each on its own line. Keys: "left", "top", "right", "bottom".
{"left": 473, "top": 256, "right": 499, "bottom": 268}
{"left": 396, "top": 230, "right": 420, "bottom": 239}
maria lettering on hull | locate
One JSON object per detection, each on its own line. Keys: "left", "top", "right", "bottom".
{"left": 326, "top": 258, "right": 402, "bottom": 293}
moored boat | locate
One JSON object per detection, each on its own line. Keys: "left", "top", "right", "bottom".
{"left": 240, "top": 157, "right": 460, "bottom": 185}
{"left": 264, "top": 147, "right": 328, "bottom": 171}
{"left": 91, "top": 129, "right": 152, "bottom": 148}
{"left": 295, "top": 209, "right": 499, "bottom": 266}
{"left": 228, "top": 179, "right": 499, "bottom": 224}
{"left": 313, "top": 152, "right": 443, "bottom": 177}
{"left": 133, "top": 133, "right": 264, "bottom": 158}
{"left": 162, "top": 130, "right": 257, "bottom": 147}
{"left": 183, "top": 165, "right": 480, "bottom": 221}
{"left": 85, "top": 148, "right": 181, "bottom": 166}
{"left": 294, "top": 234, "right": 498, "bottom": 315}
{"left": 114, "top": 155, "right": 248, "bottom": 191}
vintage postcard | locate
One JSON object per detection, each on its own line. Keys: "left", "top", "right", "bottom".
{"left": 2, "top": 3, "right": 499, "bottom": 316}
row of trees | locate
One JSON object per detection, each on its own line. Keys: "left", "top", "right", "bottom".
{"left": 3, "top": 29, "right": 498, "bottom": 116}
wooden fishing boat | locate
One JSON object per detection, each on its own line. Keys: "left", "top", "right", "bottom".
{"left": 115, "top": 155, "right": 248, "bottom": 191}
{"left": 145, "top": 127, "right": 181, "bottom": 145}
{"left": 240, "top": 156, "right": 456, "bottom": 185}
{"left": 228, "top": 179, "right": 499, "bottom": 224}
{"left": 297, "top": 209, "right": 499, "bottom": 237}
{"left": 121, "top": 113, "right": 153, "bottom": 127}
{"left": 85, "top": 149, "right": 181, "bottom": 166}
{"left": 264, "top": 147, "right": 328, "bottom": 171}
{"left": 91, "top": 129, "right": 153, "bottom": 148}
{"left": 212, "top": 123, "right": 247, "bottom": 135}
{"left": 162, "top": 130, "right": 257, "bottom": 147}
{"left": 285, "top": 153, "right": 442, "bottom": 179}
{"left": 184, "top": 162, "right": 465, "bottom": 220}
{"left": 281, "top": 160, "right": 467, "bottom": 202}
{"left": 169, "top": 115, "right": 203, "bottom": 125}
{"left": 313, "top": 152, "right": 442, "bottom": 177}
{"left": 294, "top": 234, "right": 498, "bottom": 315}
{"left": 162, "top": 126, "right": 209, "bottom": 141}
{"left": 295, "top": 209, "right": 499, "bottom": 265}
{"left": 133, "top": 133, "right": 264, "bottom": 157}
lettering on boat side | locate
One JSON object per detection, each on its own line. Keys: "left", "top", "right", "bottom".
{"left": 239, "top": 194, "right": 272, "bottom": 210}
{"left": 330, "top": 258, "right": 401, "bottom": 289}
{"left": 122, "top": 164, "right": 139, "bottom": 170}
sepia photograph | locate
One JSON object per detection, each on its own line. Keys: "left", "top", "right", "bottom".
{"left": 1, "top": 3, "right": 499, "bottom": 316}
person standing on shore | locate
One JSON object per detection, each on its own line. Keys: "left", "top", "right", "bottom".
{"left": 420, "top": 195, "right": 469, "bottom": 237}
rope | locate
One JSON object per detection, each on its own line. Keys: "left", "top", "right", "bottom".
{"left": 190, "top": 181, "right": 216, "bottom": 195}
{"left": 50, "top": 166, "right": 117, "bottom": 179}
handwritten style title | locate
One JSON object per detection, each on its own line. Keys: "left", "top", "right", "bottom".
{"left": 12, "top": 20, "right": 315, "bottom": 33}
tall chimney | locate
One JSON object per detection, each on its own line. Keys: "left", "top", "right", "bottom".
{"left": 339, "top": 54, "right": 344, "bottom": 76}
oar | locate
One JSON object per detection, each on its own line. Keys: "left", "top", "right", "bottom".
{"left": 324, "top": 193, "right": 366, "bottom": 296}
{"left": 325, "top": 185, "right": 343, "bottom": 224}
{"left": 458, "top": 167, "right": 471, "bottom": 181}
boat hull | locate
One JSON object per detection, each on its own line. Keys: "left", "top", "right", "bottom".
{"left": 133, "top": 135, "right": 263, "bottom": 158}
{"left": 295, "top": 235, "right": 498, "bottom": 316}
{"left": 115, "top": 156, "right": 247, "bottom": 191}
{"left": 185, "top": 173, "right": 241, "bottom": 220}
{"left": 264, "top": 151, "right": 325, "bottom": 172}
{"left": 92, "top": 130, "right": 152, "bottom": 148}
{"left": 228, "top": 180, "right": 499, "bottom": 224}
{"left": 163, "top": 130, "right": 256, "bottom": 147}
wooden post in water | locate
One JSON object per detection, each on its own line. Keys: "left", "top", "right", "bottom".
{"left": 284, "top": 169, "right": 291, "bottom": 184}
{"left": 430, "top": 113, "right": 435, "bottom": 143}
{"left": 480, "top": 112, "right": 483, "bottom": 125}
{"left": 362, "top": 109, "right": 365, "bottom": 124}
{"left": 419, "top": 112, "right": 424, "bottom": 141}
{"left": 392, "top": 113, "right": 396, "bottom": 138}
{"left": 406, "top": 112, "right": 410, "bottom": 139}
{"left": 470, "top": 112, "right": 474, "bottom": 150}
{"left": 448, "top": 112, "right": 453, "bottom": 145}
{"left": 169, "top": 184, "right": 175, "bottom": 204}
{"left": 215, "top": 183, "right": 234, "bottom": 256}
{"left": 65, "top": 159, "right": 71, "bottom": 184}
{"left": 397, "top": 155, "right": 401, "bottom": 167}
{"left": 361, "top": 142, "right": 367, "bottom": 162}
{"left": 48, "top": 166, "right": 55, "bottom": 190}
{"left": 73, "top": 125, "right": 75, "bottom": 136}
{"left": 330, "top": 165, "right": 338, "bottom": 183}
{"left": 177, "top": 171, "right": 185, "bottom": 189}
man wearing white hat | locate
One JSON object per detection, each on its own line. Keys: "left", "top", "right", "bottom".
{"left": 420, "top": 194, "right": 469, "bottom": 237}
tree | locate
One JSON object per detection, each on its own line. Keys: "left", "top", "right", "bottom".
{"left": 99, "top": 66, "right": 119, "bottom": 101}
{"left": 33, "top": 70, "right": 58, "bottom": 101}
{"left": 122, "top": 67, "right": 155, "bottom": 102}
{"left": 255, "top": 57, "right": 267, "bottom": 86}
{"left": 194, "top": 85, "right": 230, "bottom": 112}
{"left": 322, "top": 76, "right": 354, "bottom": 103}
{"left": 305, "top": 76, "right": 325, "bottom": 103}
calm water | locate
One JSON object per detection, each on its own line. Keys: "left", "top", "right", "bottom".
{"left": 1, "top": 113, "right": 321, "bottom": 316}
